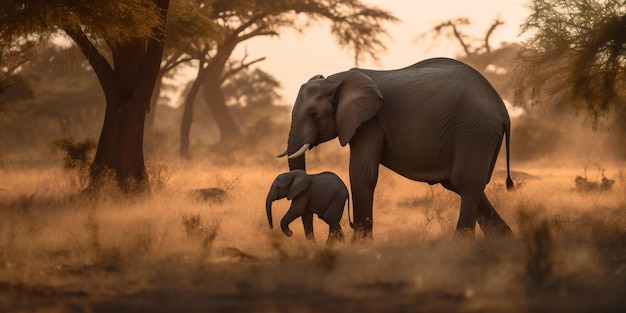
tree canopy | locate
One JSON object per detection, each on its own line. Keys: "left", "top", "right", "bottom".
{"left": 0, "top": 0, "right": 163, "bottom": 45}
{"left": 517, "top": 0, "right": 626, "bottom": 128}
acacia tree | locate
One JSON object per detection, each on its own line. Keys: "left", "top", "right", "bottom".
{"left": 419, "top": 18, "right": 519, "bottom": 101}
{"left": 177, "top": 0, "right": 397, "bottom": 158}
{"left": 0, "top": 0, "right": 170, "bottom": 192}
{"left": 421, "top": 18, "right": 506, "bottom": 70}
{"left": 516, "top": 0, "right": 626, "bottom": 129}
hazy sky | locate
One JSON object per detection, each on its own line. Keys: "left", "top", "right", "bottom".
{"left": 234, "top": 0, "right": 530, "bottom": 103}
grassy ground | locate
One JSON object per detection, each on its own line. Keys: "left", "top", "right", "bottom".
{"left": 0, "top": 149, "right": 625, "bottom": 312}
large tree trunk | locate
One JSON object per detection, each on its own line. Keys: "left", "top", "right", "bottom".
{"left": 202, "top": 74, "right": 242, "bottom": 143}
{"left": 91, "top": 95, "right": 148, "bottom": 191}
{"left": 66, "top": 0, "right": 169, "bottom": 193}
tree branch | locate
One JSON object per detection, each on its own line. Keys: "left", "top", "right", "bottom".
{"left": 64, "top": 27, "right": 117, "bottom": 98}
{"left": 237, "top": 28, "right": 278, "bottom": 43}
{"left": 484, "top": 19, "right": 504, "bottom": 53}
{"left": 221, "top": 56, "right": 266, "bottom": 83}
{"left": 133, "top": 0, "right": 170, "bottom": 110}
{"left": 231, "top": 13, "right": 269, "bottom": 37}
{"left": 441, "top": 21, "right": 472, "bottom": 57}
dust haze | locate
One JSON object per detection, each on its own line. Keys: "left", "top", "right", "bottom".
{"left": 1, "top": 102, "right": 625, "bottom": 312}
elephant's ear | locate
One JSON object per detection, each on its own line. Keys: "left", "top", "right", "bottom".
{"left": 332, "top": 71, "right": 383, "bottom": 146}
{"left": 287, "top": 171, "right": 310, "bottom": 200}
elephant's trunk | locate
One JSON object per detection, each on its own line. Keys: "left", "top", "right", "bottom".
{"left": 287, "top": 133, "right": 306, "bottom": 171}
{"left": 266, "top": 192, "right": 275, "bottom": 229}
{"left": 288, "top": 154, "right": 305, "bottom": 171}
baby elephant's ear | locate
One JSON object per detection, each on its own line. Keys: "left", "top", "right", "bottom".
{"left": 287, "top": 170, "right": 310, "bottom": 200}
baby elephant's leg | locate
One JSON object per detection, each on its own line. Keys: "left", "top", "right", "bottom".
{"left": 302, "top": 211, "right": 315, "bottom": 241}
{"left": 326, "top": 224, "right": 344, "bottom": 245}
{"left": 324, "top": 195, "right": 347, "bottom": 244}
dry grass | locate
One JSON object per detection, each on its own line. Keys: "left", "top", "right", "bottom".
{"left": 0, "top": 148, "right": 625, "bottom": 312}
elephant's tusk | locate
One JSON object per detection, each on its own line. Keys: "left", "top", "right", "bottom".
{"left": 288, "top": 143, "right": 310, "bottom": 159}
{"left": 276, "top": 148, "right": 289, "bottom": 158}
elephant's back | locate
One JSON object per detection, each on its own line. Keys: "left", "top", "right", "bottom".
{"left": 314, "top": 172, "right": 349, "bottom": 194}
{"left": 355, "top": 58, "right": 509, "bottom": 124}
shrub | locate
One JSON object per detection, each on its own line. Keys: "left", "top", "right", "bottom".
{"left": 181, "top": 214, "right": 219, "bottom": 256}
{"left": 52, "top": 137, "right": 96, "bottom": 169}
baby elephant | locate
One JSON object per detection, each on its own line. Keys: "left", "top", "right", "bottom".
{"left": 266, "top": 170, "right": 351, "bottom": 244}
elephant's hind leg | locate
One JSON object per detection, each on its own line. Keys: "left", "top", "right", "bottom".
{"left": 326, "top": 225, "right": 345, "bottom": 245}
{"left": 455, "top": 192, "right": 481, "bottom": 238}
{"left": 477, "top": 192, "right": 513, "bottom": 237}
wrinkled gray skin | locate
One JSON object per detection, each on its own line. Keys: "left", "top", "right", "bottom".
{"left": 266, "top": 170, "right": 350, "bottom": 244}
{"left": 278, "top": 58, "right": 514, "bottom": 240}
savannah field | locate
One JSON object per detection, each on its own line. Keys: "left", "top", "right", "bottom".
{"left": 0, "top": 136, "right": 625, "bottom": 313}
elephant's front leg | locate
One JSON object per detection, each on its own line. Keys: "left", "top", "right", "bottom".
{"left": 348, "top": 123, "right": 383, "bottom": 240}
{"left": 302, "top": 211, "right": 315, "bottom": 241}
{"left": 280, "top": 196, "right": 308, "bottom": 237}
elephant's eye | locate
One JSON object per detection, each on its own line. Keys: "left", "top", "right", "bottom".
{"left": 309, "top": 111, "right": 317, "bottom": 118}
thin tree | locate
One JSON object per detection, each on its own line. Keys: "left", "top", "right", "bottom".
{"left": 0, "top": 0, "right": 170, "bottom": 192}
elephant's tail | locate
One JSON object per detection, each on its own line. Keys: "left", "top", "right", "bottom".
{"left": 505, "top": 122, "right": 514, "bottom": 190}
{"left": 347, "top": 195, "right": 354, "bottom": 229}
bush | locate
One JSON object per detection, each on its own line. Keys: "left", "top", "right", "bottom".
{"left": 52, "top": 137, "right": 96, "bottom": 169}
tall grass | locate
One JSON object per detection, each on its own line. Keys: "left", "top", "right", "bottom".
{"left": 0, "top": 146, "right": 624, "bottom": 311}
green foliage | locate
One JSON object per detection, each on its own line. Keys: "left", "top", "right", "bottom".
{"left": 52, "top": 137, "right": 97, "bottom": 169}
{"left": 517, "top": 0, "right": 626, "bottom": 128}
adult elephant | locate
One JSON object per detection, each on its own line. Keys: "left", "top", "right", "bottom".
{"left": 277, "top": 57, "right": 514, "bottom": 239}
